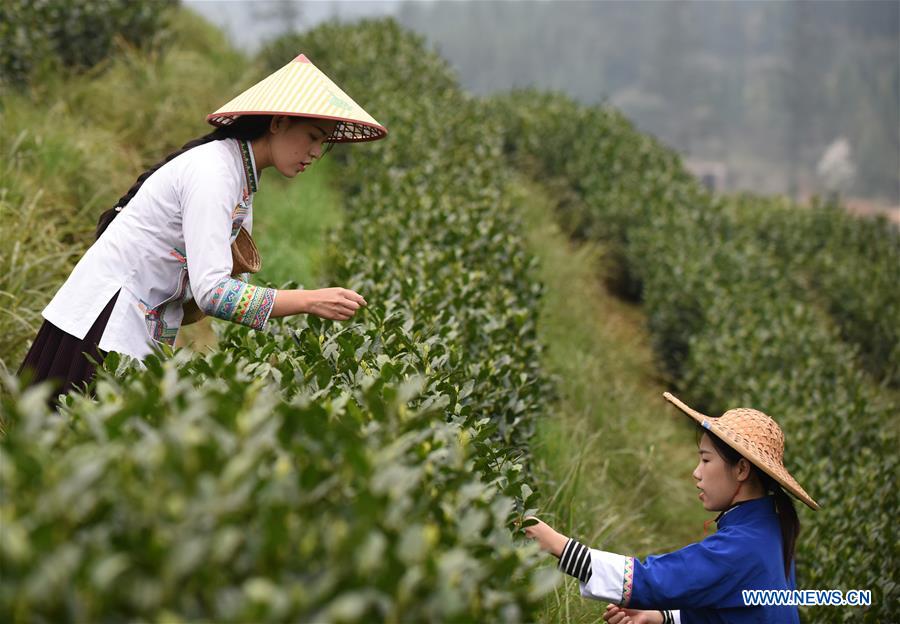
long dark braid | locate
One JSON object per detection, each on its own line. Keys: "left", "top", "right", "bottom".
{"left": 759, "top": 471, "right": 800, "bottom": 579}
{"left": 95, "top": 115, "right": 275, "bottom": 240}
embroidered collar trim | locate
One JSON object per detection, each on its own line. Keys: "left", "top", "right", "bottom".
{"left": 239, "top": 139, "right": 258, "bottom": 194}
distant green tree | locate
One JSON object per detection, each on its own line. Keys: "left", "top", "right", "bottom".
{"left": 0, "top": 0, "right": 177, "bottom": 86}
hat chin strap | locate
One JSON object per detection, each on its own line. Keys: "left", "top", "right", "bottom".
{"left": 702, "top": 480, "right": 745, "bottom": 537}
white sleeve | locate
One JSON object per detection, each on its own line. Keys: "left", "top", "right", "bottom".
{"left": 557, "top": 539, "right": 631, "bottom": 604}
{"left": 180, "top": 150, "right": 276, "bottom": 329}
{"left": 559, "top": 540, "right": 682, "bottom": 622}
{"left": 580, "top": 547, "right": 631, "bottom": 603}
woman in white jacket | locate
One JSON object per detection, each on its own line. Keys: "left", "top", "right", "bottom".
{"left": 18, "top": 53, "right": 387, "bottom": 400}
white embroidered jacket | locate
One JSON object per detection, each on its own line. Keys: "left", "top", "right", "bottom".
{"left": 42, "top": 138, "right": 277, "bottom": 361}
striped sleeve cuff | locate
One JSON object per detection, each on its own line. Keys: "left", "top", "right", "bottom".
{"left": 205, "top": 278, "right": 276, "bottom": 330}
{"left": 661, "top": 610, "right": 680, "bottom": 624}
{"left": 558, "top": 538, "right": 593, "bottom": 583}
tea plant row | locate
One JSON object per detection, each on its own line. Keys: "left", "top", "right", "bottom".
{"left": 491, "top": 90, "right": 899, "bottom": 622}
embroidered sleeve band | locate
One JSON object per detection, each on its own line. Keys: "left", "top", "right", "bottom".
{"left": 622, "top": 555, "right": 635, "bottom": 605}
{"left": 559, "top": 538, "right": 593, "bottom": 583}
{"left": 205, "top": 277, "right": 275, "bottom": 329}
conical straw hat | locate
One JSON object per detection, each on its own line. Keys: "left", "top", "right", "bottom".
{"left": 208, "top": 54, "right": 387, "bottom": 143}
{"left": 663, "top": 392, "right": 819, "bottom": 510}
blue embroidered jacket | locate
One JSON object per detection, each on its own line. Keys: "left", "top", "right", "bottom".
{"left": 559, "top": 496, "right": 800, "bottom": 623}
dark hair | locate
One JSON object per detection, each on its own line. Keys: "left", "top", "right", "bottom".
{"left": 96, "top": 115, "right": 276, "bottom": 240}
{"left": 700, "top": 428, "right": 800, "bottom": 578}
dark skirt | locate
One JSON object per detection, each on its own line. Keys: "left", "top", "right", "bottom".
{"left": 17, "top": 291, "right": 119, "bottom": 400}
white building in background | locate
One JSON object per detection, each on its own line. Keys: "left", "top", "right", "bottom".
{"left": 816, "top": 137, "right": 856, "bottom": 196}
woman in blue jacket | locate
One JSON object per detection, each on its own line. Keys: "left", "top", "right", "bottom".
{"left": 525, "top": 392, "right": 818, "bottom": 624}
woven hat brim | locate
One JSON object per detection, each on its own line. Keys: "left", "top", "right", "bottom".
{"left": 207, "top": 55, "right": 387, "bottom": 144}
{"left": 208, "top": 111, "right": 386, "bottom": 143}
{"left": 663, "top": 392, "right": 819, "bottom": 511}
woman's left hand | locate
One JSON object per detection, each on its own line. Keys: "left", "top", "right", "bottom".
{"left": 603, "top": 604, "right": 663, "bottom": 624}
{"left": 523, "top": 516, "right": 570, "bottom": 558}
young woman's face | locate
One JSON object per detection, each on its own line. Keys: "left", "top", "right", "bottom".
{"left": 692, "top": 433, "right": 744, "bottom": 511}
{"left": 268, "top": 116, "right": 337, "bottom": 177}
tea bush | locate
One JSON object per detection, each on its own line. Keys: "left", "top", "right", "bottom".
{"left": 1, "top": 332, "right": 551, "bottom": 622}
{"left": 728, "top": 196, "right": 900, "bottom": 386}
{"left": 263, "top": 20, "right": 550, "bottom": 449}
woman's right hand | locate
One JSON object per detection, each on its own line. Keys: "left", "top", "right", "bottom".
{"left": 272, "top": 287, "right": 367, "bottom": 321}
{"left": 301, "top": 287, "right": 367, "bottom": 321}
{"left": 522, "top": 516, "right": 569, "bottom": 558}
{"left": 603, "top": 604, "right": 663, "bottom": 624}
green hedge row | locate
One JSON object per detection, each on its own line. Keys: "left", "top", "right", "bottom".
{"left": 728, "top": 196, "right": 900, "bottom": 387}
{"left": 1, "top": 18, "right": 553, "bottom": 623}
{"left": 267, "top": 20, "right": 550, "bottom": 449}
{"left": 490, "top": 90, "right": 899, "bottom": 622}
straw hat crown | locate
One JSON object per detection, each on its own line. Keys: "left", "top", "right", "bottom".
{"left": 663, "top": 392, "right": 819, "bottom": 510}
{"left": 208, "top": 54, "right": 387, "bottom": 143}
{"left": 716, "top": 407, "right": 784, "bottom": 470}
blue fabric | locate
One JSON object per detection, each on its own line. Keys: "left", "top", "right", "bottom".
{"left": 630, "top": 496, "right": 800, "bottom": 624}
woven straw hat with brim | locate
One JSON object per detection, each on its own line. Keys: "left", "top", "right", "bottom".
{"left": 663, "top": 392, "right": 819, "bottom": 511}
{"left": 207, "top": 54, "right": 387, "bottom": 142}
